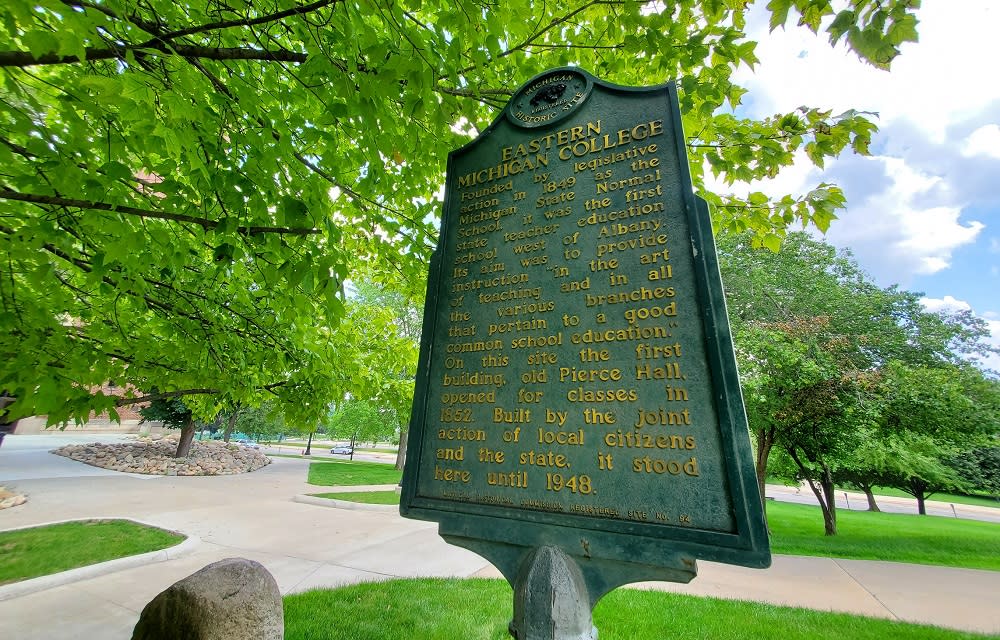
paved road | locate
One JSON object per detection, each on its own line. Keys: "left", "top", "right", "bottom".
{"left": 1, "top": 434, "right": 998, "bottom": 639}
{"left": 0, "top": 434, "right": 158, "bottom": 482}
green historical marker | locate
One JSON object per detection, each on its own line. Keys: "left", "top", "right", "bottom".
{"left": 401, "top": 68, "right": 770, "bottom": 639}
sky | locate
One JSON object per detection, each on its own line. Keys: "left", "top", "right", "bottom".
{"left": 725, "top": 0, "right": 1000, "bottom": 372}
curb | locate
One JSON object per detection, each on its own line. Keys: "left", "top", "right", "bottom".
{"left": 0, "top": 518, "right": 200, "bottom": 602}
{"left": 293, "top": 494, "right": 398, "bottom": 513}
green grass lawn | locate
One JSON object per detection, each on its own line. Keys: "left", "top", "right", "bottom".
{"left": 284, "top": 578, "right": 993, "bottom": 640}
{"left": 357, "top": 447, "right": 399, "bottom": 454}
{"left": 306, "top": 460, "right": 402, "bottom": 486}
{"left": 0, "top": 520, "right": 185, "bottom": 586}
{"left": 298, "top": 489, "right": 998, "bottom": 571}
{"left": 768, "top": 501, "right": 1000, "bottom": 571}
{"left": 308, "top": 490, "right": 400, "bottom": 504}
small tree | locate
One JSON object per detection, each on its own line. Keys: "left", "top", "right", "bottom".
{"left": 327, "top": 400, "right": 386, "bottom": 459}
{"left": 139, "top": 396, "right": 196, "bottom": 458}
{"left": 216, "top": 403, "right": 243, "bottom": 443}
{"left": 234, "top": 403, "right": 286, "bottom": 442}
{"left": 738, "top": 316, "right": 875, "bottom": 535}
{"left": 870, "top": 363, "right": 997, "bottom": 513}
{"left": 874, "top": 434, "right": 965, "bottom": 514}
{"left": 345, "top": 279, "right": 420, "bottom": 470}
{"left": 831, "top": 434, "right": 896, "bottom": 512}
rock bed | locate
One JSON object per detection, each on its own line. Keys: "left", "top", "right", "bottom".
{"left": 52, "top": 437, "right": 271, "bottom": 476}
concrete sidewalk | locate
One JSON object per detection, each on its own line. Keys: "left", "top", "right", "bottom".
{"left": 1, "top": 442, "right": 998, "bottom": 639}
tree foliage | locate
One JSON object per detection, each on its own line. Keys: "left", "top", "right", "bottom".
{"left": 348, "top": 273, "right": 421, "bottom": 467}
{"left": 233, "top": 402, "right": 287, "bottom": 442}
{"left": 327, "top": 398, "right": 390, "bottom": 448}
{"left": 836, "top": 362, "right": 993, "bottom": 515}
{"left": 948, "top": 445, "right": 1000, "bottom": 498}
{"left": 721, "top": 232, "right": 997, "bottom": 533}
{"left": 1, "top": 0, "right": 921, "bottom": 425}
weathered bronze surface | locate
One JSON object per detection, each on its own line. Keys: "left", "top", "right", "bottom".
{"left": 401, "top": 69, "right": 769, "bottom": 586}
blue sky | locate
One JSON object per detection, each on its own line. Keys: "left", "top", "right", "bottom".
{"left": 724, "top": 0, "right": 1000, "bottom": 371}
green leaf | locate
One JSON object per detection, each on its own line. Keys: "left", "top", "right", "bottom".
{"left": 760, "top": 233, "right": 782, "bottom": 252}
{"left": 827, "top": 10, "right": 856, "bottom": 46}
{"left": 280, "top": 196, "right": 309, "bottom": 226}
{"left": 888, "top": 13, "right": 919, "bottom": 46}
{"left": 100, "top": 161, "right": 134, "bottom": 182}
{"left": 213, "top": 243, "right": 236, "bottom": 263}
{"left": 22, "top": 30, "right": 60, "bottom": 59}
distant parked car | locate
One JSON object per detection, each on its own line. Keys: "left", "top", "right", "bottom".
{"left": 330, "top": 445, "right": 353, "bottom": 455}
{"left": 236, "top": 439, "right": 260, "bottom": 449}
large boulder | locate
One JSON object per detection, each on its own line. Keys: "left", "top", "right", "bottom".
{"left": 131, "top": 558, "right": 282, "bottom": 640}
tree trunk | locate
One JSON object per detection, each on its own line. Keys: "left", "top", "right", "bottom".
{"left": 913, "top": 484, "right": 928, "bottom": 515}
{"left": 862, "top": 485, "right": 881, "bottom": 512}
{"left": 819, "top": 464, "right": 837, "bottom": 536}
{"left": 754, "top": 428, "right": 775, "bottom": 523}
{"left": 349, "top": 433, "right": 356, "bottom": 461}
{"left": 395, "top": 426, "right": 408, "bottom": 471}
{"left": 304, "top": 432, "right": 313, "bottom": 456}
{"left": 788, "top": 448, "right": 837, "bottom": 536}
{"left": 175, "top": 418, "right": 196, "bottom": 458}
{"left": 223, "top": 406, "right": 240, "bottom": 443}
{"left": 908, "top": 479, "right": 929, "bottom": 515}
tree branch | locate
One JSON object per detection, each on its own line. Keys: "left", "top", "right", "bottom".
{"left": 155, "top": 0, "right": 343, "bottom": 42}
{"left": 0, "top": 189, "right": 320, "bottom": 236}
{"left": 435, "top": 85, "right": 511, "bottom": 108}
{"left": 0, "top": 44, "right": 307, "bottom": 68}
{"left": 115, "top": 388, "right": 220, "bottom": 407}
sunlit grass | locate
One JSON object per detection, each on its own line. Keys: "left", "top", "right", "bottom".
{"left": 0, "top": 520, "right": 184, "bottom": 585}
{"left": 285, "top": 578, "right": 989, "bottom": 640}
{"left": 306, "top": 460, "right": 401, "bottom": 486}
{"left": 299, "top": 490, "right": 998, "bottom": 571}
{"left": 768, "top": 501, "right": 1000, "bottom": 570}
{"left": 308, "top": 490, "right": 399, "bottom": 504}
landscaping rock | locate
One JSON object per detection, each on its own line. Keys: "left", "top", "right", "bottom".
{"left": 131, "top": 558, "right": 283, "bottom": 640}
{"left": 50, "top": 438, "right": 270, "bottom": 476}
{"left": 0, "top": 486, "right": 27, "bottom": 509}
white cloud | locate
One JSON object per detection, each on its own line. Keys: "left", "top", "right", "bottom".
{"left": 920, "top": 295, "right": 971, "bottom": 314}
{"left": 763, "top": 154, "right": 985, "bottom": 281}
{"left": 708, "top": 153, "right": 985, "bottom": 283}
{"left": 963, "top": 125, "right": 1000, "bottom": 159}
{"left": 737, "top": 1, "right": 1000, "bottom": 142}
{"left": 721, "top": 2, "right": 998, "bottom": 287}
{"left": 706, "top": 0, "right": 998, "bottom": 369}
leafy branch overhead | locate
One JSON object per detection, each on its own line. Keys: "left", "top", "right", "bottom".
{"left": 0, "top": 0, "right": 920, "bottom": 425}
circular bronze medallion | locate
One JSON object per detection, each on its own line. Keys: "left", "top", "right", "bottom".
{"left": 507, "top": 69, "right": 592, "bottom": 129}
